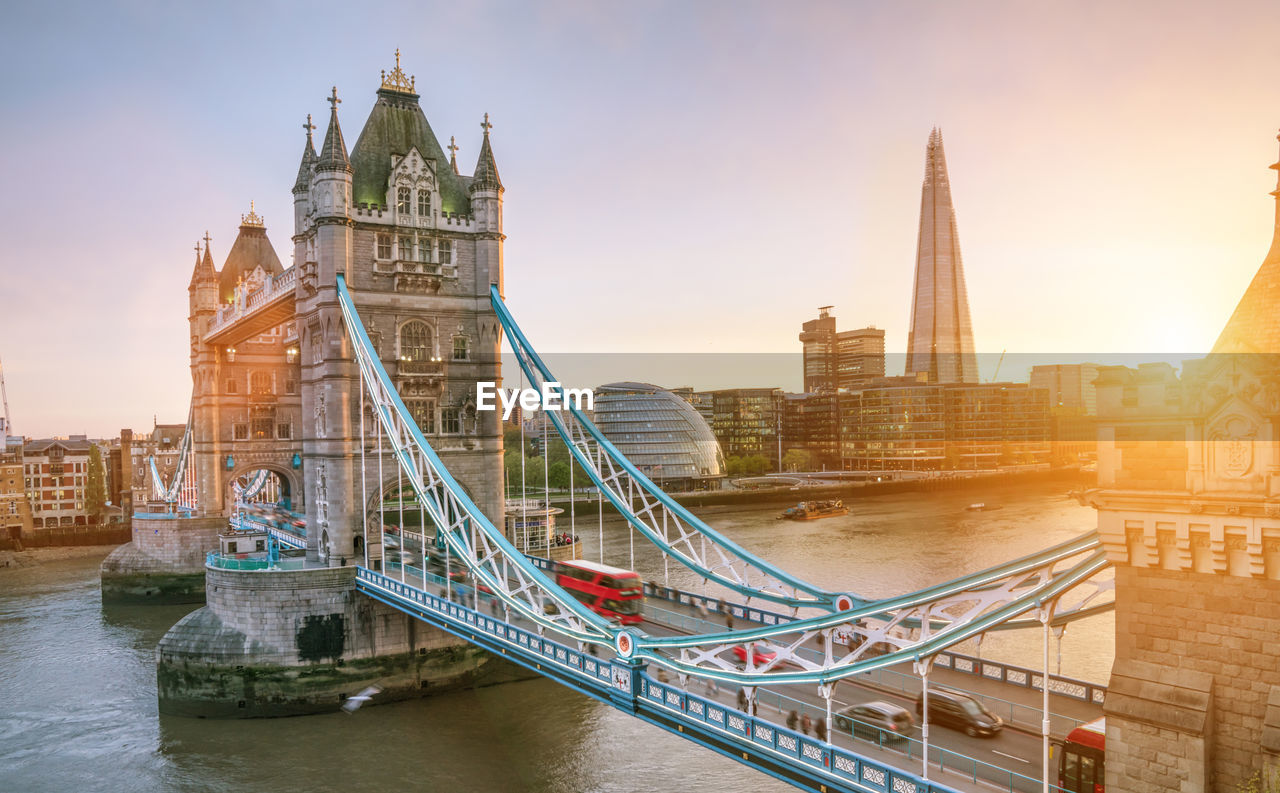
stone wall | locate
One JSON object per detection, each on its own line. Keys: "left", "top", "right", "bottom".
{"left": 156, "top": 564, "right": 521, "bottom": 717}
{"left": 100, "top": 514, "right": 224, "bottom": 603}
{"left": 1109, "top": 564, "right": 1280, "bottom": 790}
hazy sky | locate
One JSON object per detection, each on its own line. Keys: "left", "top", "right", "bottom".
{"left": 2, "top": 0, "right": 1279, "bottom": 437}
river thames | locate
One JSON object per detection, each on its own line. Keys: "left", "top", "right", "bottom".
{"left": 0, "top": 480, "right": 1109, "bottom": 793}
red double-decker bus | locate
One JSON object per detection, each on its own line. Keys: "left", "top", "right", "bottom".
{"left": 1057, "top": 717, "right": 1105, "bottom": 792}
{"left": 553, "top": 559, "right": 644, "bottom": 624}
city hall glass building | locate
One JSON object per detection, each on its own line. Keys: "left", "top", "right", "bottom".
{"left": 591, "top": 383, "right": 724, "bottom": 490}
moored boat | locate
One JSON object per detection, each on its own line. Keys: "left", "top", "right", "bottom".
{"left": 778, "top": 500, "right": 849, "bottom": 521}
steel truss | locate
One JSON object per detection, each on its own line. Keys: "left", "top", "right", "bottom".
{"left": 340, "top": 276, "right": 1115, "bottom": 688}
{"left": 492, "top": 286, "right": 850, "bottom": 612}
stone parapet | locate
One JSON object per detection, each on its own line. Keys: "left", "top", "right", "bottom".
{"left": 1092, "top": 495, "right": 1280, "bottom": 580}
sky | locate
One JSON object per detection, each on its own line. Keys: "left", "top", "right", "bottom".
{"left": 1, "top": 0, "right": 1279, "bottom": 437}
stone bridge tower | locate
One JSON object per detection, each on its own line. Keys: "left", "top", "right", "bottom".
{"left": 1089, "top": 131, "right": 1280, "bottom": 792}
{"left": 292, "top": 56, "right": 505, "bottom": 564}
{"left": 189, "top": 210, "right": 304, "bottom": 517}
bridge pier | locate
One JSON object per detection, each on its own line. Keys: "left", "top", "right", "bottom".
{"left": 100, "top": 511, "right": 224, "bottom": 604}
{"left": 156, "top": 562, "right": 525, "bottom": 717}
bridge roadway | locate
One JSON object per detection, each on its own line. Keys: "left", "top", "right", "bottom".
{"left": 363, "top": 554, "right": 1104, "bottom": 793}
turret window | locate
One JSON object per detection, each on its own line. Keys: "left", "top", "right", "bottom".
{"left": 417, "top": 237, "right": 430, "bottom": 263}
{"left": 397, "top": 186, "right": 411, "bottom": 214}
{"left": 398, "top": 235, "right": 412, "bottom": 261}
{"left": 400, "top": 321, "right": 433, "bottom": 362}
{"left": 452, "top": 336, "right": 468, "bottom": 361}
{"left": 439, "top": 239, "right": 453, "bottom": 266}
{"left": 376, "top": 233, "right": 391, "bottom": 259}
{"left": 417, "top": 190, "right": 430, "bottom": 216}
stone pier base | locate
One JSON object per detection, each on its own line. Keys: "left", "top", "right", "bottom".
{"left": 156, "top": 563, "right": 523, "bottom": 718}
{"left": 100, "top": 513, "right": 224, "bottom": 604}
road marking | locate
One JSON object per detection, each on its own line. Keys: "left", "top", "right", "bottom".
{"left": 991, "top": 750, "right": 1031, "bottom": 764}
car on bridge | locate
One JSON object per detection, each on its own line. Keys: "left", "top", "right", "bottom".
{"left": 834, "top": 701, "right": 915, "bottom": 743}
{"left": 914, "top": 687, "right": 1003, "bottom": 737}
{"left": 731, "top": 644, "right": 777, "bottom": 665}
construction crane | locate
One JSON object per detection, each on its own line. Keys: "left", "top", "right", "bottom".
{"left": 990, "top": 349, "right": 1007, "bottom": 383}
{"left": 0, "top": 353, "right": 10, "bottom": 435}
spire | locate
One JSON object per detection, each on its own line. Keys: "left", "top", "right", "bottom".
{"left": 315, "top": 87, "right": 351, "bottom": 173}
{"left": 470, "top": 113, "right": 502, "bottom": 192}
{"left": 448, "top": 136, "right": 459, "bottom": 175}
{"left": 293, "top": 114, "right": 318, "bottom": 193}
{"left": 1212, "top": 129, "right": 1280, "bottom": 354}
{"left": 189, "top": 235, "right": 216, "bottom": 289}
{"left": 905, "top": 128, "right": 979, "bottom": 383}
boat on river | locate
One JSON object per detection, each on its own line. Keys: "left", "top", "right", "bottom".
{"left": 778, "top": 500, "right": 849, "bottom": 521}
{"left": 965, "top": 502, "right": 1002, "bottom": 512}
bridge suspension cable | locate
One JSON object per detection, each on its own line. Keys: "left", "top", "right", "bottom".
{"left": 491, "top": 286, "right": 852, "bottom": 613}
{"left": 341, "top": 275, "right": 1115, "bottom": 688}
{"left": 338, "top": 275, "right": 613, "bottom": 645}
{"left": 148, "top": 404, "right": 195, "bottom": 508}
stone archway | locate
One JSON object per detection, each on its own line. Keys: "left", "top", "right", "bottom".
{"left": 224, "top": 462, "right": 300, "bottom": 515}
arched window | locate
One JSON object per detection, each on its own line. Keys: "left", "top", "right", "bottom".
{"left": 400, "top": 321, "right": 432, "bottom": 362}
{"left": 397, "top": 186, "right": 411, "bottom": 214}
{"left": 452, "top": 336, "right": 468, "bottom": 361}
{"left": 417, "top": 190, "right": 430, "bottom": 216}
{"left": 250, "top": 371, "right": 272, "bottom": 395}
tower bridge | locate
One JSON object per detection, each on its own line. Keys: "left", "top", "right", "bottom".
{"left": 141, "top": 54, "right": 1280, "bottom": 793}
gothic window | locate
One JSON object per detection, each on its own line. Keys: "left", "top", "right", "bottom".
{"left": 417, "top": 190, "right": 430, "bottom": 216}
{"left": 226, "top": 378, "right": 238, "bottom": 395}
{"left": 376, "top": 233, "right": 392, "bottom": 259}
{"left": 438, "top": 239, "right": 453, "bottom": 266}
{"left": 442, "top": 407, "right": 461, "bottom": 435}
{"left": 397, "top": 186, "right": 411, "bottom": 214}
{"left": 417, "top": 237, "right": 430, "bottom": 263}
{"left": 398, "top": 235, "right": 412, "bottom": 261}
{"left": 407, "top": 400, "right": 435, "bottom": 433}
{"left": 400, "top": 321, "right": 432, "bottom": 362}
{"left": 250, "top": 371, "right": 272, "bottom": 395}
{"left": 277, "top": 422, "right": 292, "bottom": 440}
{"left": 285, "top": 377, "right": 297, "bottom": 395}
{"left": 452, "top": 336, "right": 468, "bottom": 361}
{"left": 233, "top": 423, "right": 248, "bottom": 440}
{"left": 251, "top": 407, "right": 275, "bottom": 439}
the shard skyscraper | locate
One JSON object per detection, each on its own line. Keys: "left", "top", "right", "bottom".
{"left": 905, "top": 128, "right": 979, "bottom": 383}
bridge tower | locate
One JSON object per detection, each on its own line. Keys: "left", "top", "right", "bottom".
{"left": 292, "top": 59, "right": 504, "bottom": 564}
{"left": 156, "top": 55, "right": 515, "bottom": 716}
{"left": 1089, "top": 130, "right": 1280, "bottom": 791}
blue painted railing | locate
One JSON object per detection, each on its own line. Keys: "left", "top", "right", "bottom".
{"left": 356, "top": 565, "right": 1070, "bottom": 793}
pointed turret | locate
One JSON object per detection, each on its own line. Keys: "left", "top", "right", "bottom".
{"left": 905, "top": 128, "right": 979, "bottom": 383}
{"left": 188, "top": 238, "right": 216, "bottom": 290}
{"left": 316, "top": 87, "right": 351, "bottom": 173}
{"left": 1213, "top": 130, "right": 1280, "bottom": 354}
{"left": 470, "top": 113, "right": 503, "bottom": 193}
{"left": 293, "top": 114, "right": 318, "bottom": 194}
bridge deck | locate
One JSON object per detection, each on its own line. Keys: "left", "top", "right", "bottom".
{"left": 362, "top": 561, "right": 1098, "bottom": 793}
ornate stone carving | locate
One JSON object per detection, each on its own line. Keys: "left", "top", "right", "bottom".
{"left": 314, "top": 394, "right": 326, "bottom": 437}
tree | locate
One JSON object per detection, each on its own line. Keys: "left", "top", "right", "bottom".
{"left": 782, "top": 448, "right": 815, "bottom": 472}
{"left": 742, "top": 455, "right": 771, "bottom": 476}
{"left": 85, "top": 444, "right": 107, "bottom": 523}
{"left": 548, "top": 461, "right": 571, "bottom": 490}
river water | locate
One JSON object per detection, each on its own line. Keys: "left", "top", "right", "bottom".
{"left": 0, "top": 479, "right": 1109, "bottom": 793}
